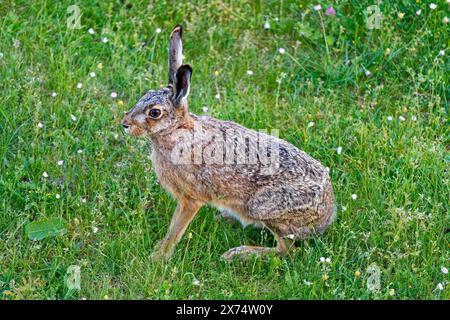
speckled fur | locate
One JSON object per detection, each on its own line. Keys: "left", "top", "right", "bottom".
{"left": 121, "top": 25, "right": 336, "bottom": 261}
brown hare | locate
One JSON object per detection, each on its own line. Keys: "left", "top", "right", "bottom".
{"left": 121, "top": 25, "right": 336, "bottom": 261}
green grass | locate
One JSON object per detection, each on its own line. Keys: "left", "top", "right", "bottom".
{"left": 0, "top": 0, "right": 448, "bottom": 300}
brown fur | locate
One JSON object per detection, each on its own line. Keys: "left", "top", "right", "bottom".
{"left": 121, "top": 26, "right": 336, "bottom": 261}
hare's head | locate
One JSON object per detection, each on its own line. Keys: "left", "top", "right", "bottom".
{"left": 121, "top": 25, "right": 192, "bottom": 137}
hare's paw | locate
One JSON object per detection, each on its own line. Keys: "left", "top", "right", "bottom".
{"left": 220, "top": 246, "right": 274, "bottom": 261}
{"left": 150, "top": 240, "right": 172, "bottom": 262}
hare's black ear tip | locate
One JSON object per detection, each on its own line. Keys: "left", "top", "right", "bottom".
{"left": 180, "top": 64, "right": 192, "bottom": 73}
{"left": 171, "top": 25, "right": 183, "bottom": 37}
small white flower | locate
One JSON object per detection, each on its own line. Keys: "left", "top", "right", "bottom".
{"left": 55, "top": 194, "right": 60, "bottom": 199}
{"left": 264, "top": 20, "right": 270, "bottom": 31}
{"left": 416, "top": 9, "right": 421, "bottom": 16}
{"left": 202, "top": 106, "right": 209, "bottom": 113}
{"left": 88, "top": 28, "right": 95, "bottom": 35}
{"left": 411, "top": 115, "right": 417, "bottom": 121}
{"left": 246, "top": 70, "right": 253, "bottom": 76}
{"left": 387, "top": 116, "right": 393, "bottom": 121}
{"left": 192, "top": 278, "right": 201, "bottom": 286}
{"left": 110, "top": 92, "right": 118, "bottom": 98}
{"left": 215, "top": 93, "right": 221, "bottom": 100}
{"left": 89, "top": 72, "right": 96, "bottom": 78}
{"left": 337, "top": 146, "right": 342, "bottom": 155}
{"left": 37, "top": 122, "right": 44, "bottom": 128}
{"left": 57, "top": 160, "right": 63, "bottom": 166}
{"left": 286, "top": 234, "right": 295, "bottom": 240}
{"left": 365, "top": 70, "right": 371, "bottom": 77}
{"left": 325, "top": 257, "right": 331, "bottom": 263}
{"left": 307, "top": 121, "right": 314, "bottom": 128}
{"left": 399, "top": 116, "right": 406, "bottom": 122}
{"left": 70, "top": 114, "right": 77, "bottom": 122}
{"left": 188, "top": 232, "right": 193, "bottom": 239}
{"left": 51, "top": 92, "right": 57, "bottom": 97}
{"left": 155, "top": 28, "right": 162, "bottom": 34}
{"left": 77, "top": 149, "right": 83, "bottom": 154}
{"left": 303, "top": 280, "right": 313, "bottom": 286}
{"left": 442, "top": 267, "right": 448, "bottom": 274}
{"left": 438, "top": 50, "right": 445, "bottom": 56}
{"left": 42, "top": 172, "right": 49, "bottom": 178}
{"left": 342, "top": 206, "right": 347, "bottom": 212}
{"left": 320, "top": 257, "right": 326, "bottom": 262}
{"left": 81, "top": 197, "right": 87, "bottom": 204}
{"left": 76, "top": 82, "right": 82, "bottom": 89}
{"left": 0, "top": 52, "right": 3, "bottom": 59}
{"left": 313, "top": 4, "right": 322, "bottom": 11}
{"left": 443, "top": 17, "right": 449, "bottom": 24}
{"left": 278, "top": 48, "right": 286, "bottom": 54}
{"left": 92, "top": 226, "right": 99, "bottom": 234}
{"left": 101, "top": 37, "right": 108, "bottom": 43}
{"left": 436, "top": 283, "right": 444, "bottom": 290}
{"left": 351, "top": 194, "right": 357, "bottom": 200}
{"left": 429, "top": 3, "right": 437, "bottom": 10}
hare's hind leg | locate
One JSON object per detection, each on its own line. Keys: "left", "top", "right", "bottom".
{"left": 221, "top": 229, "right": 294, "bottom": 261}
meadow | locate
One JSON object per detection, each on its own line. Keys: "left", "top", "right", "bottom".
{"left": 0, "top": 0, "right": 448, "bottom": 299}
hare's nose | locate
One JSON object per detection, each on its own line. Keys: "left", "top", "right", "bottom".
{"left": 122, "top": 124, "right": 130, "bottom": 129}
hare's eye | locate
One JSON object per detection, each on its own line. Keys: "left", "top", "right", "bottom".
{"left": 148, "top": 108, "right": 162, "bottom": 119}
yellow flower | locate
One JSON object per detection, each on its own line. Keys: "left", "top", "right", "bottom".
{"left": 214, "top": 70, "right": 219, "bottom": 76}
{"left": 322, "top": 274, "right": 329, "bottom": 281}
{"left": 97, "top": 63, "right": 103, "bottom": 69}
{"left": 389, "top": 288, "right": 395, "bottom": 296}
{"left": 385, "top": 48, "right": 391, "bottom": 55}
{"left": 118, "top": 100, "right": 124, "bottom": 106}
{"left": 398, "top": 12, "right": 405, "bottom": 20}
{"left": 354, "top": 270, "right": 361, "bottom": 277}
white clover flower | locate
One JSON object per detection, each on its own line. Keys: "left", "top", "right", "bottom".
{"left": 51, "top": 92, "right": 57, "bottom": 97}
{"left": 411, "top": 115, "right": 417, "bottom": 121}
{"left": 81, "top": 197, "right": 87, "bottom": 204}
{"left": 429, "top": 3, "right": 437, "bottom": 10}
{"left": 442, "top": 267, "right": 448, "bottom": 274}
{"left": 55, "top": 194, "right": 61, "bottom": 199}
{"left": 57, "top": 160, "right": 63, "bottom": 166}
{"left": 92, "top": 226, "right": 99, "bottom": 234}
{"left": 77, "top": 149, "right": 83, "bottom": 154}
{"left": 246, "top": 70, "right": 253, "bottom": 75}
{"left": 42, "top": 172, "right": 49, "bottom": 178}
{"left": 399, "top": 116, "right": 406, "bottom": 121}
{"left": 101, "top": 37, "right": 108, "bottom": 43}
{"left": 416, "top": 9, "right": 421, "bottom": 16}
{"left": 307, "top": 121, "right": 314, "bottom": 128}
{"left": 37, "top": 122, "right": 44, "bottom": 128}
{"left": 76, "top": 82, "right": 82, "bottom": 89}
{"left": 351, "top": 194, "right": 357, "bottom": 200}
{"left": 192, "top": 278, "right": 201, "bottom": 286}
{"left": 365, "top": 70, "right": 371, "bottom": 77}
{"left": 337, "top": 146, "right": 342, "bottom": 155}
{"left": 438, "top": 50, "right": 445, "bottom": 56}
{"left": 313, "top": 4, "right": 322, "bottom": 11}
{"left": 88, "top": 28, "right": 95, "bottom": 35}
{"left": 70, "top": 114, "right": 77, "bottom": 122}
{"left": 387, "top": 116, "right": 393, "bottom": 121}
{"left": 89, "top": 72, "right": 96, "bottom": 78}
{"left": 325, "top": 257, "right": 331, "bottom": 263}
{"left": 110, "top": 92, "right": 118, "bottom": 98}
{"left": 278, "top": 48, "right": 286, "bottom": 54}
{"left": 320, "top": 257, "right": 326, "bottom": 262}
{"left": 202, "top": 106, "right": 209, "bottom": 113}
{"left": 215, "top": 93, "right": 221, "bottom": 100}
{"left": 437, "top": 283, "right": 444, "bottom": 290}
{"left": 156, "top": 28, "right": 162, "bottom": 34}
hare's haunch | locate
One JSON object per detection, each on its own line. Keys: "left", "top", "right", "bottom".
{"left": 122, "top": 25, "right": 336, "bottom": 261}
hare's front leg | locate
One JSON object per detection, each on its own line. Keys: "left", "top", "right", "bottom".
{"left": 151, "top": 197, "right": 203, "bottom": 262}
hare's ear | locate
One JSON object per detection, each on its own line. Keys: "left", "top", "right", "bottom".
{"left": 173, "top": 64, "right": 192, "bottom": 107}
{"left": 168, "top": 25, "right": 183, "bottom": 86}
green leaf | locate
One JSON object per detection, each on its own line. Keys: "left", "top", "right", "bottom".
{"left": 25, "top": 217, "right": 67, "bottom": 241}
